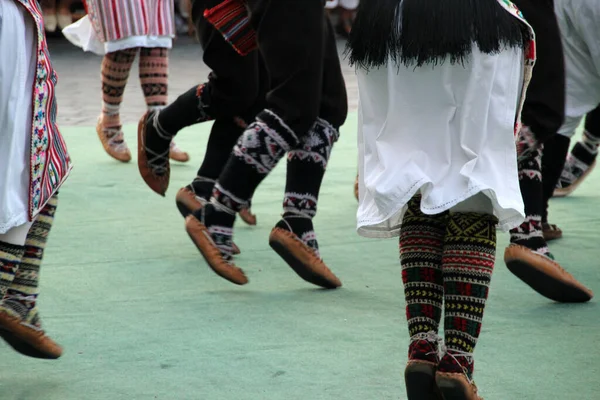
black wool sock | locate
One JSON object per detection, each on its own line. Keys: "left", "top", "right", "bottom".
{"left": 278, "top": 118, "right": 340, "bottom": 256}
{"left": 157, "top": 84, "right": 213, "bottom": 135}
{"left": 541, "top": 134, "right": 570, "bottom": 223}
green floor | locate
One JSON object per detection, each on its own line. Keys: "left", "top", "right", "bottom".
{"left": 1, "top": 114, "right": 598, "bottom": 399}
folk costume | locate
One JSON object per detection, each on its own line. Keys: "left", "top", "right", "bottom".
{"left": 349, "top": 0, "right": 533, "bottom": 398}
{"left": 0, "top": 0, "right": 72, "bottom": 359}
{"left": 62, "top": 0, "right": 189, "bottom": 163}
{"left": 504, "top": 0, "right": 593, "bottom": 304}
{"left": 138, "top": 0, "right": 348, "bottom": 288}
{"left": 553, "top": 0, "right": 600, "bottom": 197}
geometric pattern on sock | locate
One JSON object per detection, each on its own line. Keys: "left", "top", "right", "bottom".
{"left": 443, "top": 212, "right": 497, "bottom": 361}
{"left": 212, "top": 183, "right": 248, "bottom": 214}
{"left": 0, "top": 242, "right": 25, "bottom": 300}
{"left": 400, "top": 196, "right": 446, "bottom": 341}
{"left": 207, "top": 224, "right": 235, "bottom": 261}
{"left": 582, "top": 129, "right": 600, "bottom": 155}
{"left": 233, "top": 109, "right": 299, "bottom": 174}
{"left": 511, "top": 140, "right": 551, "bottom": 256}
{"left": 288, "top": 118, "right": 340, "bottom": 169}
{"left": 101, "top": 48, "right": 137, "bottom": 131}
{"left": 559, "top": 142, "right": 596, "bottom": 187}
{"left": 3, "top": 195, "right": 57, "bottom": 327}
{"left": 509, "top": 215, "right": 549, "bottom": 255}
{"left": 283, "top": 193, "right": 317, "bottom": 218}
{"left": 139, "top": 47, "right": 169, "bottom": 109}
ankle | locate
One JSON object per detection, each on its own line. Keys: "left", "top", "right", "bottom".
{"left": 408, "top": 332, "right": 442, "bottom": 364}
{"left": 438, "top": 350, "right": 475, "bottom": 380}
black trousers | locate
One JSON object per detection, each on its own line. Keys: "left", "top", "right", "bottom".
{"left": 192, "top": 0, "right": 268, "bottom": 122}
{"left": 246, "top": 0, "right": 348, "bottom": 135}
{"left": 513, "top": 0, "right": 565, "bottom": 142}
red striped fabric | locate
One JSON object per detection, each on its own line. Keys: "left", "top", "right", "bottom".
{"left": 85, "top": 0, "right": 175, "bottom": 43}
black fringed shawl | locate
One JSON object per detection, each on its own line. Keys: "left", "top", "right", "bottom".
{"left": 346, "top": 0, "right": 529, "bottom": 70}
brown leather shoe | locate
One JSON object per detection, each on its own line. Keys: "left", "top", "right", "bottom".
{"left": 435, "top": 371, "right": 482, "bottom": 400}
{"left": 137, "top": 111, "right": 170, "bottom": 196}
{"left": 239, "top": 208, "right": 257, "bottom": 226}
{"left": 185, "top": 215, "right": 248, "bottom": 285}
{"left": 504, "top": 244, "right": 593, "bottom": 303}
{"left": 169, "top": 141, "right": 190, "bottom": 163}
{"left": 176, "top": 188, "right": 241, "bottom": 255}
{"left": 268, "top": 227, "right": 342, "bottom": 289}
{"left": 96, "top": 117, "right": 131, "bottom": 163}
{"left": 0, "top": 311, "right": 62, "bottom": 359}
{"left": 405, "top": 360, "right": 442, "bottom": 400}
{"left": 175, "top": 187, "right": 204, "bottom": 218}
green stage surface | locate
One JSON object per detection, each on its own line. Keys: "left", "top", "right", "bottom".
{"left": 1, "top": 114, "right": 598, "bottom": 399}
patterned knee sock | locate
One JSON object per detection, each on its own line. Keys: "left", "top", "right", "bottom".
{"left": 274, "top": 118, "right": 339, "bottom": 257}
{"left": 510, "top": 128, "right": 550, "bottom": 256}
{"left": 400, "top": 196, "right": 446, "bottom": 363}
{"left": 101, "top": 49, "right": 137, "bottom": 133}
{"left": 193, "top": 110, "right": 299, "bottom": 258}
{"left": 139, "top": 47, "right": 169, "bottom": 110}
{"left": 0, "top": 242, "right": 25, "bottom": 301}
{"left": 559, "top": 110, "right": 600, "bottom": 187}
{"left": 439, "top": 212, "right": 497, "bottom": 379}
{"left": 2, "top": 196, "right": 57, "bottom": 327}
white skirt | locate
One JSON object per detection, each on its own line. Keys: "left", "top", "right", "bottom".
{"left": 0, "top": 0, "right": 37, "bottom": 234}
{"left": 356, "top": 46, "right": 526, "bottom": 238}
{"left": 555, "top": 0, "right": 600, "bottom": 137}
{"left": 62, "top": 15, "right": 173, "bottom": 56}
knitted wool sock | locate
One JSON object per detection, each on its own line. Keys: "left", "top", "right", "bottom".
{"left": 400, "top": 195, "right": 446, "bottom": 363}
{"left": 559, "top": 110, "right": 600, "bottom": 187}
{"left": 510, "top": 128, "right": 551, "bottom": 257}
{"left": 192, "top": 109, "right": 299, "bottom": 258}
{"left": 191, "top": 117, "right": 247, "bottom": 199}
{"left": 139, "top": 47, "right": 169, "bottom": 110}
{"left": 439, "top": 212, "right": 498, "bottom": 379}
{"left": 0, "top": 242, "right": 25, "bottom": 300}
{"left": 541, "top": 135, "right": 570, "bottom": 223}
{"left": 274, "top": 118, "right": 339, "bottom": 257}
{"left": 101, "top": 48, "right": 137, "bottom": 140}
{"left": 2, "top": 196, "right": 57, "bottom": 327}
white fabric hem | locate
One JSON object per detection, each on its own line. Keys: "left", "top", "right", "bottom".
{"left": 356, "top": 182, "right": 525, "bottom": 239}
{"left": 0, "top": 213, "right": 28, "bottom": 235}
{"left": 62, "top": 15, "right": 173, "bottom": 56}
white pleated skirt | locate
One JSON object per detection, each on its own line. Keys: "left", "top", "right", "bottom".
{"left": 356, "top": 46, "right": 526, "bottom": 238}
{"left": 0, "top": 0, "right": 37, "bottom": 233}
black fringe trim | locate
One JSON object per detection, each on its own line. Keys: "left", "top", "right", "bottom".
{"left": 346, "top": 0, "right": 528, "bottom": 70}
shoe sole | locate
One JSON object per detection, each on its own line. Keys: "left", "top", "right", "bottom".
{"left": 185, "top": 216, "right": 248, "bottom": 285}
{"left": 405, "top": 362, "right": 441, "bottom": 400}
{"left": 436, "top": 376, "right": 476, "bottom": 400}
{"left": 269, "top": 228, "right": 341, "bottom": 289}
{"left": 505, "top": 259, "right": 591, "bottom": 303}
{"left": 504, "top": 246, "right": 593, "bottom": 302}
{"left": 0, "top": 328, "right": 60, "bottom": 360}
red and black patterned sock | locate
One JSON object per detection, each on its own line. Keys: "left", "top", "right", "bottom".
{"left": 275, "top": 118, "right": 339, "bottom": 256}
{"left": 439, "top": 212, "right": 497, "bottom": 379}
{"left": 400, "top": 195, "right": 446, "bottom": 363}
